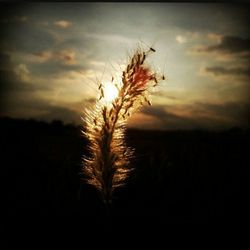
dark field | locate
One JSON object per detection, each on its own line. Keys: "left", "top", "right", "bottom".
{"left": 1, "top": 117, "right": 249, "bottom": 223}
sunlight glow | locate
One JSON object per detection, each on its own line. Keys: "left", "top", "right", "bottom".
{"left": 104, "top": 82, "right": 119, "bottom": 102}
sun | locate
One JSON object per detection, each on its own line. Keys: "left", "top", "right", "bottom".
{"left": 103, "top": 82, "right": 119, "bottom": 102}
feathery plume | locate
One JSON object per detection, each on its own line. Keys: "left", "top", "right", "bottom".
{"left": 82, "top": 45, "right": 164, "bottom": 204}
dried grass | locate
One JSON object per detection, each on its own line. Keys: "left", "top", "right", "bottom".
{"left": 82, "top": 45, "right": 164, "bottom": 204}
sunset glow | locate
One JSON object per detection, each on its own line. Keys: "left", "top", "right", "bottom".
{"left": 0, "top": 3, "right": 249, "bottom": 130}
{"left": 103, "top": 83, "right": 119, "bottom": 103}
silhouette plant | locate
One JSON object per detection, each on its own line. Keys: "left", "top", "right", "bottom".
{"left": 82, "top": 45, "right": 164, "bottom": 204}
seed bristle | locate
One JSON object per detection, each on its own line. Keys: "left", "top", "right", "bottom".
{"left": 82, "top": 45, "right": 165, "bottom": 204}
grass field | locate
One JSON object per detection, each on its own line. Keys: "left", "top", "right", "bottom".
{"left": 1, "top": 117, "right": 248, "bottom": 223}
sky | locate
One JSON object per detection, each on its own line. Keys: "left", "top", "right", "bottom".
{"left": 0, "top": 3, "right": 249, "bottom": 130}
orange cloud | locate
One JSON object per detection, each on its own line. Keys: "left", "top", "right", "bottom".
{"left": 176, "top": 35, "right": 187, "bottom": 44}
{"left": 128, "top": 112, "right": 162, "bottom": 130}
{"left": 54, "top": 20, "right": 72, "bottom": 29}
{"left": 33, "top": 49, "right": 76, "bottom": 65}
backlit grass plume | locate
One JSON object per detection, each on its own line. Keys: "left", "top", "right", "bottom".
{"left": 82, "top": 45, "right": 164, "bottom": 204}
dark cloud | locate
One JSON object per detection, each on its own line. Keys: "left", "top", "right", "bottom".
{"left": 205, "top": 66, "right": 250, "bottom": 77}
{"left": 25, "top": 48, "right": 92, "bottom": 76}
{"left": 0, "top": 52, "right": 53, "bottom": 109}
{"left": 140, "top": 105, "right": 213, "bottom": 130}
{"left": 4, "top": 23, "right": 55, "bottom": 54}
{"left": 140, "top": 102, "right": 250, "bottom": 130}
{"left": 1, "top": 91, "right": 81, "bottom": 124}
{"left": 0, "top": 69, "right": 52, "bottom": 95}
{"left": 0, "top": 68, "right": 46, "bottom": 116}
{"left": 153, "top": 91, "right": 177, "bottom": 100}
{"left": 0, "top": 51, "right": 29, "bottom": 95}
{"left": 204, "top": 36, "right": 250, "bottom": 54}
{"left": 29, "top": 60, "right": 86, "bottom": 76}
{"left": 195, "top": 101, "right": 250, "bottom": 124}
{"left": 2, "top": 3, "right": 248, "bottom": 34}
{"left": 155, "top": 4, "right": 249, "bottom": 33}
{"left": 1, "top": 68, "right": 22, "bottom": 92}
{"left": 0, "top": 52, "right": 12, "bottom": 70}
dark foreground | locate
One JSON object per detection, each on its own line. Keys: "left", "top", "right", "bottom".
{"left": 1, "top": 117, "right": 249, "bottom": 223}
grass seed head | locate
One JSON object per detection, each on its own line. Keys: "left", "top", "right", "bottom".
{"left": 82, "top": 45, "right": 165, "bottom": 204}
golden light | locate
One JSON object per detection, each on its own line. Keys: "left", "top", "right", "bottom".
{"left": 103, "top": 82, "right": 119, "bottom": 102}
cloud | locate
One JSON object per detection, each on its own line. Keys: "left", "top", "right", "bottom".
{"left": 0, "top": 51, "right": 12, "bottom": 70}
{"left": 1, "top": 4, "right": 249, "bottom": 129}
{"left": 0, "top": 64, "right": 93, "bottom": 124}
{"left": 85, "top": 32, "right": 135, "bottom": 45}
{"left": 14, "top": 64, "right": 30, "bottom": 82}
{"left": 29, "top": 60, "right": 86, "bottom": 77}
{"left": 1, "top": 15, "right": 28, "bottom": 23}
{"left": 194, "top": 101, "right": 250, "bottom": 127}
{"left": 33, "top": 49, "right": 77, "bottom": 65}
{"left": 207, "top": 33, "right": 222, "bottom": 43}
{"left": 203, "top": 35, "right": 250, "bottom": 54}
{"left": 176, "top": 35, "right": 187, "bottom": 44}
{"left": 139, "top": 102, "right": 250, "bottom": 130}
{"left": 54, "top": 20, "right": 72, "bottom": 29}
{"left": 204, "top": 66, "right": 250, "bottom": 77}
{"left": 199, "top": 65, "right": 250, "bottom": 84}
{"left": 191, "top": 35, "right": 250, "bottom": 60}
{"left": 153, "top": 91, "right": 177, "bottom": 100}
{"left": 36, "top": 105, "right": 80, "bottom": 124}
{"left": 0, "top": 53, "right": 32, "bottom": 96}
{"left": 0, "top": 52, "right": 54, "bottom": 100}
{"left": 1, "top": 93, "right": 81, "bottom": 124}
{"left": 191, "top": 34, "right": 250, "bottom": 84}
{"left": 155, "top": 4, "right": 249, "bottom": 33}
{"left": 3, "top": 23, "right": 55, "bottom": 54}
{"left": 17, "top": 16, "right": 28, "bottom": 22}
{"left": 22, "top": 49, "right": 89, "bottom": 76}
{"left": 128, "top": 112, "right": 162, "bottom": 130}
{"left": 140, "top": 105, "right": 210, "bottom": 130}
